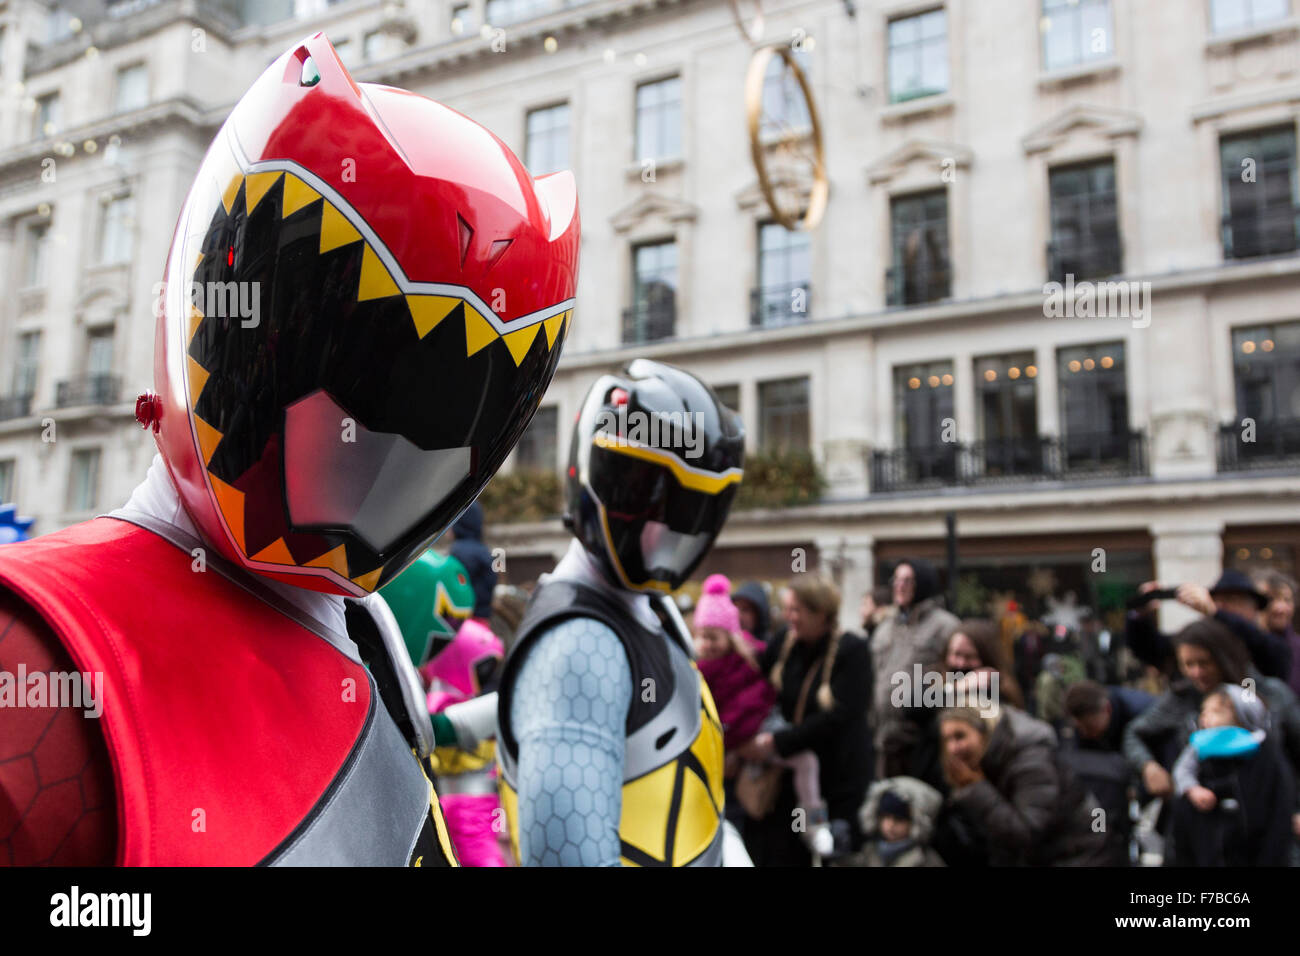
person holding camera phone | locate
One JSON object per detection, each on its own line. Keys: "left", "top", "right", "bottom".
{"left": 1125, "top": 571, "right": 1292, "bottom": 681}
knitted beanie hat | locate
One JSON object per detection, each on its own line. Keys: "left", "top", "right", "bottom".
{"left": 695, "top": 573, "right": 741, "bottom": 633}
{"left": 878, "top": 790, "right": 912, "bottom": 821}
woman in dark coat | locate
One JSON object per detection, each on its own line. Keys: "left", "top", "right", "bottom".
{"left": 1121, "top": 617, "right": 1300, "bottom": 857}
{"left": 740, "top": 575, "right": 873, "bottom": 866}
{"left": 937, "top": 704, "right": 1109, "bottom": 866}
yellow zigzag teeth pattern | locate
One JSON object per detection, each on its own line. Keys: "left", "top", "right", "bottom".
{"left": 268, "top": 167, "right": 572, "bottom": 366}
{"left": 187, "top": 158, "right": 574, "bottom": 590}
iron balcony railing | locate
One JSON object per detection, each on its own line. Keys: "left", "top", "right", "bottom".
{"left": 55, "top": 374, "right": 121, "bottom": 409}
{"left": 872, "top": 442, "right": 959, "bottom": 489}
{"left": 0, "top": 394, "right": 33, "bottom": 422}
{"left": 1058, "top": 429, "right": 1147, "bottom": 473}
{"left": 1047, "top": 229, "right": 1123, "bottom": 283}
{"left": 621, "top": 301, "right": 675, "bottom": 345}
{"left": 1217, "top": 418, "right": 1300, "bottom": 470}
{"left": 870, "top": 430, "right": 1147, "bottom": 492}
{"left": 750, "top": 280, "right": 811, "bottom": 328}
{"left": 1221, "top": 204, "right": 1300, "bottom": 259}
{"left": 886, "top": 257, "right": 951, "bottom": 307}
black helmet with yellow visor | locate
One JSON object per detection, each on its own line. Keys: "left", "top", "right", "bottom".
{"left": 564, "top": 359, "right": 744, "bottom": 592}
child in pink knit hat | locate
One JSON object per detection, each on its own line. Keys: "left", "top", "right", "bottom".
{"left": 694, "top": 573, "right": 833, "bottom": 859}
{"left": 694, "top": 572, "right": 774, "bottom": 750}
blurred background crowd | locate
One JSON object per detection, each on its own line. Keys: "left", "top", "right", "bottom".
{"left": 452, "top": 508, "right": 1300, "bottom": 867}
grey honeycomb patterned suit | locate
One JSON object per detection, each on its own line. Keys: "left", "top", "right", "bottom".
{"left": 498, "top": 539, "right": 727, "bottom": 867}
{"left": 509, "top": 616, "right": 631, "bottom": 866}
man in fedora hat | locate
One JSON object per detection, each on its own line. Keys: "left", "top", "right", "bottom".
{"left": 1126, "top": 570, "right": 1290, "bottom": 680}
{"left": 1207, "top": 569, "right": 1271, "bottom": 617}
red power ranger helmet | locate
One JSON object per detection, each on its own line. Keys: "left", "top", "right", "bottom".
{"left": 150, "top": 34, "right": 579, "bottom": 596}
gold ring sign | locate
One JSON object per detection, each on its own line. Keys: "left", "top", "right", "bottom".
{"left": 745, "top": 43, "right": 828, "bottom": 232}
{"left": 728, "top": 0, "right": 765, "bottom": 43}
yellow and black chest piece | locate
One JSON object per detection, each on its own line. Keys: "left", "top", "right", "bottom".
{"left": 497, "top": 579, "right": 725, "bottom": 866}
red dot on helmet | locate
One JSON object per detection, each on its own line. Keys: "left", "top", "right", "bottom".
{"left": 611, "top": 387, "right": 629, "bottom": 406}
{"left": 134, "top": 391, "right": 162, "bottom": 433}
{"left": 568, "top": 465, "right": 577, "bottom": 478}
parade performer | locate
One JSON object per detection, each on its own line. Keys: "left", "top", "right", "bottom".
{"left": 425, "top": 619, "right": 508, "bottom": 866}
{"left": 0, "top": 34, "right": 578, "bottom": 866}
{"left": 380, "top": 549, "right": 477, "bottom": 675}
{"left": 381, "top": 552, "right": 509, "bottom": 866}
{"left": 496, "top": 359, "right": 745, "bottom": 866}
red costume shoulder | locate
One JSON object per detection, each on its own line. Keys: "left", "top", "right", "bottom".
{"left": 0, "top": 593, "right": 116, "bottom": 865}
{"left": 0, "top": 517, "right": 373, "bottom": 865}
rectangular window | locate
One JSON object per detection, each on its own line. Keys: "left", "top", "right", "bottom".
{"left": 33, "top": 92, "right": 60, "bottom": 140}
{"left": 47, "top": 8, "right": 76, "bottom": 43}
{"left": 892, "top": 361, "right": 956, "bottom": 482}
{"left": 24, "top": 222, "right": 50, "bottom": 288}
{"left": 895, "top": 362, "right": 955, "bottom": 449}
{"left": 0, "top": 459, "right": 14, "bottom": 505}
{"left": 712, "top": 384, "right": 740, "bottom": 414}
{"left": 1229, "top": 322, "right": 1300, "bottom": 462}
{"left": 485, "top": 0, "right": 551, "bottom": 27}
{"left": 1057, "top": 342, "right": 1130, "bottom": 466}
{"left": 239, "top": 1, "right": 297, "bottom": 26}
{"left": 363, "top": 30, "right": 386, "bottom": 62}
{"left": 14, "top": 331, "right": 41, "bottom": 398}
{"left": 526, "top": 102, "right": 570, "bottom": 177}
{"left": 1220, "top": 126, "right": 1299, "bottom": 259}
{"left": 759, "top": 377, "right": 810, "bottom": 452}
{"left": 635, "top": 76, "right": 682, "bottom": 163}
{"left": 67, "top": 449, "right": 101, "bottom": 513}
{"left": 1211, "top": 0, "right": 1289, "bottom": 34}
{"left": 1041, "top": 0, "right": 1113, "bottom": 72}
{"left": 754, "top": 221, "right": 811, "bottom": 327}
{"left": 975, "top": 352, "right": 1041, "bottom": 476}
{"left": 889, "top": 190, "right": 950, "bottom": 305}
{"left": 1048, "top": 159, "right": 1121, "bottom": 281}
{"left": 97, "top": 196, "right": 135, "bottom": 265}
{"left": 888, "top": 8, "right": 948, "bottom": 103}
{"left": 1233, "top": 321, "right": 1300, "bottom": 421}
{"left": 113, "top": 64, "right": 148, "bottom": 113}
{"left": 332, "top": 37, "right": 357, "bottom": 67}
{"left": 515, "top": 406, "right": 558, "bottom": 471}
{"left": 87, "top": 328, "right": 115, "bottom": 378}
{"left": 450, "top": 3, "right": 478, "bottom": 36}
{"left": 760, "top": 48, "right": 811, "bottom": 139}
{"left": 626, "top": 240, "right": 677, "bottom": 344}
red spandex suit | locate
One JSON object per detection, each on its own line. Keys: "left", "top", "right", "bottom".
{"left": 0, "top": 34, "right": 578, "bottom": 866}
